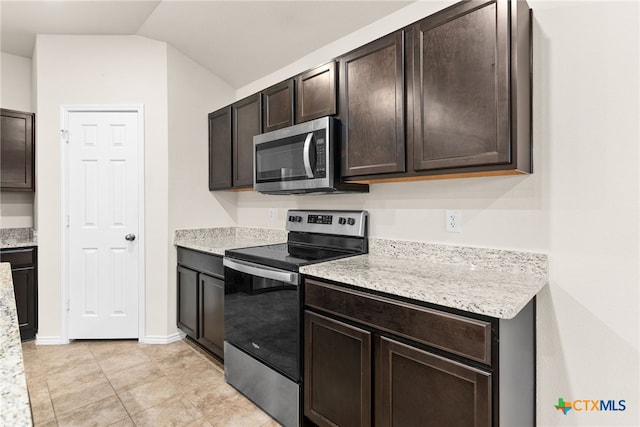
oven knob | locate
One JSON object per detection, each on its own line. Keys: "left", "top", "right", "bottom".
{"left": 288, "top": 215, "right": 295, "bottom": 222}
{"left": 295, "top": 215, "right": 303, "bottom": 222}
{"left": 338, "top": 217, "right": 346, "bottom": 225}
{"left": 347, "top": 218, "right": 355, "bottom": 226}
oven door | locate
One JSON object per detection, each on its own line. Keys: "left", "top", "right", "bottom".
{"left": 223, "top": 257, "right": 302, "bottom": 382}
{"left": 253, "top": 116, "right": 334, "bottom": 194}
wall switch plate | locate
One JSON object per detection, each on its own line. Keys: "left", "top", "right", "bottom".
{"left": 268, "top": 208, "right": 276, "bottom": 222}
{"left": 446, "top": 210, "right": 462, "bottom": 233}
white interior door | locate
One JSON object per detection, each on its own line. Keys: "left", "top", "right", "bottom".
{"left": 67, "top": 110, "right": 141, "bottom": 339}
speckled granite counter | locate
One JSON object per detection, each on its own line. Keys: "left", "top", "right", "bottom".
{"left": 0, "top": 262, "right": 32, "bottom": 426}
{"left": 174, "top": 227, "right": 286, "bottom": 256}
{"left": 300, "top": 238, "right": 547, "bottom": 320}
{"left": 0, "top": 228, "right": 37, "bottom": 249}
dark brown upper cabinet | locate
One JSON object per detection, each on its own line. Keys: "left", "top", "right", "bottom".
{"left": 410, "top": 0, "right": 531, "bottom": 174}
{"left": 339, "top": 32, "right": 406, "bottom": 178}
{"left": 1, "top": 109, "right": 35, "bottom": 191}
{"left": 208, "top": 107, "right": 232, "bottom": 190}
{"left": 295, "top": 62, "right": 337, "bottom": 124}
{"left": 262, "top": 80, "right": 295, "bottom": 133}
{"left": 232, "top": 94, "right": 262, "bottom": 188}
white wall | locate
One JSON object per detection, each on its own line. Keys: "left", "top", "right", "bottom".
{"left": 534, "top": 2, "right": 639, "bottom": 425}
{"left": 166, "top": 44, "right": 236, "bottom": 334}
{"left": 34, "top": 35, "right": 171, "bottom": 342}
{"left": 0, "top": 52, "right": 35, "bottom": 229}
{"left": 235, "top": 1, "right": 640, "bottom": 425}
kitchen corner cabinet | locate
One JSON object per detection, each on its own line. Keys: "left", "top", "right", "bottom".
{"left": 176, "top": 247, "right": 224, "bottom": 360}
{"left": 296, "top": 62, "right": 337, "bottom": 124}
{"left": 339, "top": 33, "right": 405, "bottom": 178}
{"left": 303, "top": 278, "right": 535, "bottom": 427}
{"left": 410, "top": 0, "right": 531, "bottom": 175}
{"left": 1, "top": 109, "right": 35, "bottom": 191}
{"left": 0, "top": 247, "right": 38, "bottom": 341}
{"left": 208, "top": 107, "right": 232, "bottom": 190}
{"left": 262, "top": 80, "right": 295, "bottom": 133}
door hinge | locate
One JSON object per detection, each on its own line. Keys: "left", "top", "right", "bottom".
{"left": 61, "top": 129, "right": 69, "bottom": 143}
{"left": 66, "top": 215, "right": 70, "bottom": 228}
{"left": 66, "top": 299, "right": 70, "bottom": 312}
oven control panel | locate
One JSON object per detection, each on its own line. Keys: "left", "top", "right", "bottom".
{"left": 286, "top": 210, "right": 368, "bottom": 237}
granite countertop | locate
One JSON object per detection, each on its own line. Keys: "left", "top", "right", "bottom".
{"left": 0, "top": 262, "right": 32, "bottom": 426}
{"left": 0, "top": 228, "right": 37, "bottom": 249}
{"left": 175, "top": 227, "right": 547, "bottom": 320}
{"left": 174, "top": 227, "right": 287, "bottom": 256}
{"left": 300, "top": 238, "right": 548, "bottom": 320}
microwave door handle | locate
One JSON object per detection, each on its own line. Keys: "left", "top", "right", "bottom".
{"left": 303, "top": 133, "right": 315, "bottom": 178}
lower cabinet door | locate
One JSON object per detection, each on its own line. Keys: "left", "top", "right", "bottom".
{"left": 12, "top": 268, "right": 37, "bottom": 340}
{"left": 177, "top": 266, "right": 198, "bottom": 338}
{"left": 376, "top": 336, "right": 492, "bottom": 427}
{"left": 198, "top": 273, "right": 224, "bottom": 359}
{"left": 304, "top": 311, "right": 372, "bottom": 427}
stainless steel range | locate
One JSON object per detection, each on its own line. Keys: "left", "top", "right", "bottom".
{"left": 223, "top": 210, "right": 368, "bottom": 427}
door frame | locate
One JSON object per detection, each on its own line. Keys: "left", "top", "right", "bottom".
{"left": 60, "top": 104, "right": 146, "bottom": 343}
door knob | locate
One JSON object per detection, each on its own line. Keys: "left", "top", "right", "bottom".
{"left": 125, "top": 233, "right": 136, "bottom": 241}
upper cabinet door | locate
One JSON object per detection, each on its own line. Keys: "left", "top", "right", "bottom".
{"left": 339, "top": 32, "right": 405, "bottom": 178}
{"left": 262, "top": 80, "right": 295, "bottom": 133}
{"left": 295, "top": 62, "right": 337, "bottom": 124}
{"left": 232, "top": 94, "right": 262, "bottom": 188}
{"left": 412, "top": 0, "right": 511, "bottom": 171}
{"left": 1, "top": 109, "right": 35, "bottom": 191}
{"left": 208, "top": 107, "right": 232, "bottom": 190}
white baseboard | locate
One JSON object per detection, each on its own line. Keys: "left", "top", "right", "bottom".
{"left": 35, "top": 336, "right": 70, "bottom": 345}
{"left": 141, "top": 331, "right": 186, "bottom": 345}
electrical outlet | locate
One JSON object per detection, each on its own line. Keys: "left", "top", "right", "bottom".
{"left": 446, "top": 210, "right": 462, "bottom": 233}
{"left": 268, "top": 208, "right": 276, "bottom": 222}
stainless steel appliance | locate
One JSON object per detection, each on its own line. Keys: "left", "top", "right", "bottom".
{"left": 253, "top": 116, "right": 369, "bottom": 195}
{"left": 223, "top": 210, "right": 369, "bottom": 427}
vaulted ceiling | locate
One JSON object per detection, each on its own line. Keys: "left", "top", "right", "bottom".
{"left": 1, "top": 1, "right": 413, "bottom": 88}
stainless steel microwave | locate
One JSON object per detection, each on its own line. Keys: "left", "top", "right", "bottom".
{"left": 253, "top": 116, "right": 368, "bottom": 195}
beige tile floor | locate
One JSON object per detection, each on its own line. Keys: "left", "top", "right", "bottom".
{"left": 21, "top": 339, "right": 282, "bottom": 427}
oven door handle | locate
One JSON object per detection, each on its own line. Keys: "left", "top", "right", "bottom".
{"left": 223, "top": 258, "right": 300, "bottom": 285}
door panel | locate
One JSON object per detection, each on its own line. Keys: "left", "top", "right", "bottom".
{"left": 340, "top": 32, "right": 405, "bottom": 177}
{"left": 304, "top": 311, "right": 372, "bottom": 427}
{"left": 198, "top": 274, "right": 224, "bottom": 359}
{"left": 412, "top": 0, "right": 510, "bottom": 171}
{"left": 68, "top": 110, "right": 140, "bottom": 339}
{"left": 177, "top": 266, "right": 198, "bottom": 338}
{"left": 232, "top": 94, "right": 261, "bottom": 187}
{"left": 376, "top": 336, "right": 491, "bottom": 427}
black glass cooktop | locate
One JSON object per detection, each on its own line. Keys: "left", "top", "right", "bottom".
{"left": 225, "top": 242, "right": 355, "bottom": 271}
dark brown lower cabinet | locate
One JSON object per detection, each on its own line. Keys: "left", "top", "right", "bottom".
{"left": 198, "top": 273, "right": 224, "bottom": 358}
{"left": 304, "top": 278, "right": 535, "bottom": 427}
{"left": 305, "top": 311, "right": 372, "bottom": 427}
{"left": 177, "top": 266, "right": 198, "bottom": 337}
{"left": 0, "top": 247, "right": 38, "bottom": 341}
{"left": 376, "top": 336, "right": 491, "bottom": 427}
{"left": 176, "top": 247, "right": 224, "bottom": 360}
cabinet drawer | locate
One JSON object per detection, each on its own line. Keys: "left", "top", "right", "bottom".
{"left": 177, "top": 248, "right": 223, "bottom": 278}
{"left": 0, "top": 248, "right": 35, "bottom": 268}
{"left": 305, "top": 279, "right": 492, "bottom": 364}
